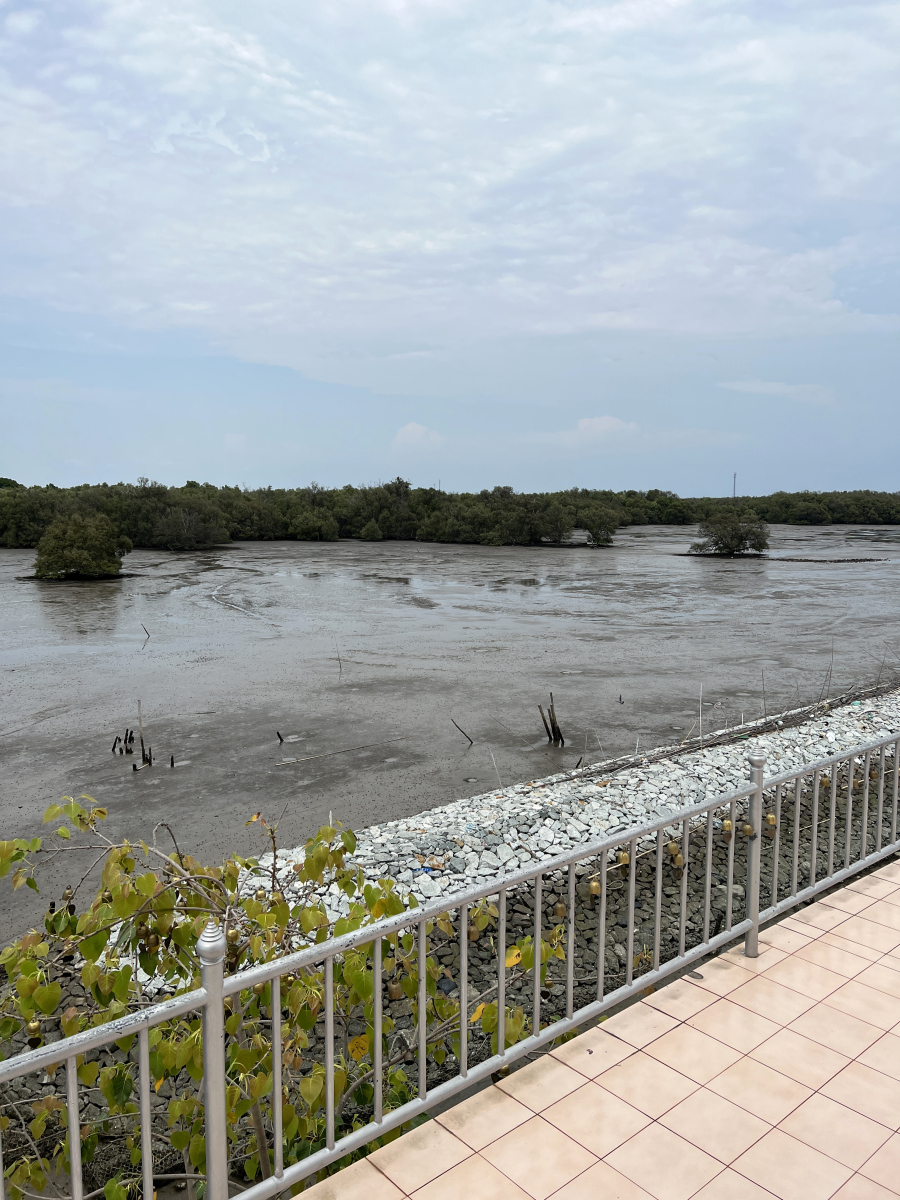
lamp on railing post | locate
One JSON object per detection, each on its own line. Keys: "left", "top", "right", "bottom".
{"left": 199, "top": 919, "right": 229, "bottom": 1200}
{"left": 745, "top": 751, "right": 766, "bottom": 958}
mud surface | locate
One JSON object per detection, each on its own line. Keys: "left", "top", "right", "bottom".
{"left": 2, "top": 524, "right": 899, "bottom": 936}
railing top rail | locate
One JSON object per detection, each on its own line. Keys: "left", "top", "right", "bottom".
{"left": 224, "top": 782, "right": 756, "bottom": 995}
{"left": 0, "top": 987, "right": 207, "bottom": 1084}
{"left": 762, "top": 730, "right": 898, "bottom": 791}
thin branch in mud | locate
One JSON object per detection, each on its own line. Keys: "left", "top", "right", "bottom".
{"left": 154, "top": 822, "right": 185, "bottom": 869}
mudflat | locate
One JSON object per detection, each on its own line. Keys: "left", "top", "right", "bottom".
{"left": 1, "top": 524, "right": 898, "bottom": 935}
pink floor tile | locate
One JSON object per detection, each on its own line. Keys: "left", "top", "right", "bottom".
{"left": 481, "top": 1115, "right": 596, "bottom": 1200}
{"left": 760, "top": 925, "right": 813, "bottom": 954}
{"left": 410, "top": 1154, "right": 532, "bottom": 1200}
{"left": 857, "top": 1031, "right": 900, "bottom": 1083}
{"left": 690, "top": 1169, "right": 778, "bottom": 1199}
{"left": 547, "top": 1159, "right": 656, "bottom": 1199}
{"left": 707, "top": 1057, "right": 812, "bottom": 1124}
{"left": 550, "top": 1023, "right": 635, "bottom": 1079}
{"left": 596, "top": 1051, "right": 698, "bottom": 1119}
{"left": 303, "top": 1159, "right": 405, "bottom": 1199}
{"left": 496, "top": 1054, "right": 586, "bottom": 1112}
{"left": 797, "top": 903, "right": 855, "bottom": 932}
{"left": 732, "top": 1128, "right": 853, "bottom": 1200}
{"left": 642, "top": 1023, "right": 742, "bottom": 1084}
{"left": 602, "top": 1002, "right": 680, "bottom": 1049}
{"left": 830, "top": 1176, "right": 898, "bottom": 1200}
{"left": 728, "top": 974, "right": 817, "bottom": 1026}
{"left": 824, "top": 980, "right": 900, "bottom": 1030}
{"left": 687, "top": 997, "right": 780, "bottom": 1053}
{"left": 788, "top": 1001, "right": 883, "bottom": 1059}
{"left": 820, "top": 933, "right": 885, "bottom": 963}
{"left": 763, "top": 955, "right": 847, "bottom": 1001}
{"left": 604, "top": 1123, "right": 722, "bottom": 1200}
{"left": 778, "top": 1092, "right": 892, "bottom": 1169}
{"left": 820, "top": 1061, "right": 900, "bottom": 1129}
{"left": 641, "top": 978, "right": 717, "bottom": 1021}
{"left": 660, "top": 1086, "right": 770, "bottom": 1163}
{"left": 819, "top": 889, "right": 877, "bottom": 916}
{"left": 367, "top": 1122, "right": 471, "bottom": 1194}
{"left": 829, "top": 916, "right": 900, "bottom": 954}
{"left": 435, "top": 1084, "right": 532, "bottom": 1150}
{"left": 847, "top": 876, "right": 899, "bottom": 900}
{"left": 795, "top": 940, "right": 874, "bottom": 978}
{"left": 749, "top": 1026, "right": 850, "bottom": 1090}
{"left": 859, "top": 1131, "right": 900, "bottom": 1194}
{"left": 542, "top": 1081, "right": 650, "bottom": 1158}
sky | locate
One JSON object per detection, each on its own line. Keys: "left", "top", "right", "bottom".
{"left": 1, "top": 0, "right": 898, "bottom": 495}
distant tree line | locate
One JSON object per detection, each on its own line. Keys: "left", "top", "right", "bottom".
{"left": 0, "top": 476, "right": 897, "bottom": 553}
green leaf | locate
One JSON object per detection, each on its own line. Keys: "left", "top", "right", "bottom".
{"left": 33, "top": 983, "right": 61, "bottom": 1015}
{"left": 298, "top": 1075, "right": 322, "bottom": 1108}
{"left": 80, "top": 929, "right": 110, "bottom": 963}
{"left": 56, "top": 827, "right": 71, "bottom": 840}
{"left": 189, "top": 1133, "right": 206, "bottom": 1170}
{"left": 170, "top": 1130, "right": 191, "bottom": 1152}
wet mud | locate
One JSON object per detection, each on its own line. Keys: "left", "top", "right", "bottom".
{"left": 1, "top": 524, "right": 899, "bottom": 937}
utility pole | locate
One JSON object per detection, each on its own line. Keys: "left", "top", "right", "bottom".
{"left": 733, "top": 472, "right": 737, "bottom": 499}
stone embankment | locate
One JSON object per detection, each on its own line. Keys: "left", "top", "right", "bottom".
{"left": 268, "top": 686, "right": 900, "bottom": 913}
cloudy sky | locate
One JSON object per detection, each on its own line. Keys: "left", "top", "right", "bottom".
{"left": 1, "top": 0, "right": 898, "bottom": 493}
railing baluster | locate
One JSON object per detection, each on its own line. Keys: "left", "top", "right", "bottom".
{"left": 726, "top": 799, "right": 736, "bottom": 931}
{"left": 828, "top": 764, "right": 838, "bottom": 877}
{"left": 816, "top": 772, "right": 820, "bottom": 888}
{"left": 498, "top": 889, "right": 507, "bottom": 1055}
{"left": 138, "top": 1026, "right": 153, "bottom": 1200}
{"left": 374, "top": 936, "right": 383, "bottom": 1124}
{"left": 771, "top": 783, "right": 782, "bottom": 907}
{"left": 791, "top": 778, "right": 801, "bottom": 897}
{"left": 625, "top": 838, "right": 636, "bottom": 987}
{"left": 198, "top": 921, "right": 228, "bottom": 1200}
{"left": 271, "top": 974, "right": 283, "bottom": 1179}
{"left": 745, "top": 751, "right": 764, "bottom": 958}
{"left": 417, "top": 920, "right": 427, "bottom": 1101}
{"left": 845, "top": 758, "right": 854, "bottom": 870}
{"left": 460, "top": 903, "right": 468, "bottom": 1077}
{"left": 861, "top": 751, "right": 871, "bottom": 860}
{"left": 679, "top": 818, "right": 690, "bottom": 957}
{"left": 877, "top": 747, "right": 886, "bottom": 853}
{"left": 324, "top": 957, "right": 335, "bottom": 1151}
{"left": 892, "top": 739, "right": 899, "bottom": 844}
{"left": 653, "top": 829, "right": 663, "bottom": 971}
{"left": 65, "top": 1057, "right": 83, "bottom": 1200}
{"left": 597, "top": 857, "right": 607, "bottom": 1001}
{"left": 533, "top": 874, "right": 542, "bottom": 1038}
{"left": 566, "top": 868, "right": 575, "bottom": 1021}
{"left": 703, "top": 810, "right": 713, "bottom": 945}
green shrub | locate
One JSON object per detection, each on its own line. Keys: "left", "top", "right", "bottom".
{"left": 33, "top": 514, "right": 132, "bottom": 579}
{"left": 690, "top": 510, "right": 769, "bottom": 556}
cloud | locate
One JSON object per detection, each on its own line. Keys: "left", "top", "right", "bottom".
{"left": 528, "top": 416, "right": 736, "bottom": 454}
{"left": 393, "top": 421, "right": 443, "bottom": 448}
{"left": 0, "top": 0, "right": 898, "bottom": 384}
{"left": 719, "top": 380, "right": 835, "bottom": 406}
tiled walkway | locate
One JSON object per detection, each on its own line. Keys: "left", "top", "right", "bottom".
{"left": 305, "top": 858, "right": 900, "bottom": 1200}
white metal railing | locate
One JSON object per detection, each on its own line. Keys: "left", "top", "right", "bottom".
{"left": 1, "top": 733, "right": 897, "bottom": 1199}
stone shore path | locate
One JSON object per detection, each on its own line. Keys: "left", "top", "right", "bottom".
{"left": 304, "top": 857, "right": 900, "bottom": 1200}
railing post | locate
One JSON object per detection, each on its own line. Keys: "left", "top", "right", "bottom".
{"left": 199, "top": 919, "right": 229, "bottom": 1200}
{"left": 745, "top": 750, "right": 766, "bottom": 958}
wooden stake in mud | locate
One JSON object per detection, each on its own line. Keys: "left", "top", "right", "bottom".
{"left": 548, "top": 692, "right": 565, "bottom": 746}
{"left": 451, "top": 718, "right": 474, "bottom": 745}
{"left": 538, "top": 705, "right": 553, "bottom": 741}
{"left": 138, "top": 700, "right": 146, "bottom": 764}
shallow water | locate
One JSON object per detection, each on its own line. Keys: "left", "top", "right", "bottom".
{"left": 1, "top": 525, "right": 899, "bottom": 933}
